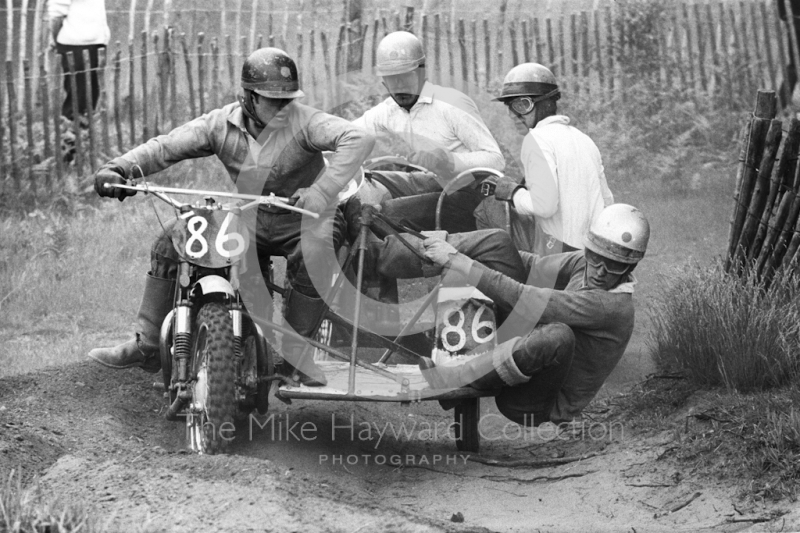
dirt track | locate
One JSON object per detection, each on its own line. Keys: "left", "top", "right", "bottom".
{"left": 1, "top": 360, "right": 798, "bottom": 532}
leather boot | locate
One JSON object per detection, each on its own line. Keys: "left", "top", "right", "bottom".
{"left": 88, "top": 274, "right": 175, "bottom": 373}
{"left": 418, "top": 338, "right": 530, "bottom": 391}
{"left": 282, "top": 288, "right": 328, "bottom": 387}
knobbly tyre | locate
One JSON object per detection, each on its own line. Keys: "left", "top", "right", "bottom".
{"left": 105, "top": 181, "right": 317, "bottom": 454}
{"left": 106, "top": 165, "right": 508, "bottom": 455}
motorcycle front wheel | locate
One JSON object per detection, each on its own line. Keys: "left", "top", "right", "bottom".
{"left": 186, "top": 302, "right": 237, "bottom": 454}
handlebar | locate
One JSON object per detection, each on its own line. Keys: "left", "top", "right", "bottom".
{"left": 105, "top": 183, "right": 320, "bottom": 219}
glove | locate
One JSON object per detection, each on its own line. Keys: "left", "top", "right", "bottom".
{"left": 408, "top": 147, "right": 455, "bottom": 177}
{"left": 290, "top": 185, "right": 330, "bottom": 216}
{"left": 480, "top": 175, "right": 524, "bottom": 202}
{"left": 94, "top": 160, "right": 137, "bottom": 201}
{"left": 423, "top": 237, "right": 459, "bottom": 268}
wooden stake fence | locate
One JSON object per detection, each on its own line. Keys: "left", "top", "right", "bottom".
{"left": 0, "top": 1, "right": 799, "bottom": 200}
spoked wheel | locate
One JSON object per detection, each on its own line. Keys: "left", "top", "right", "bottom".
{"left": 186, "top": 302, "right": 237, "bottom": 455}
{"left": 454, "top": 397, "right": 480, "bottom": 453}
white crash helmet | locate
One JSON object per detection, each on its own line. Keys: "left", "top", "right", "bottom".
{"left": 375, "top": 31, "right": 426, "bottom": 76}
{"left": 584, "top": 204, "right": 650, "bottom": 264}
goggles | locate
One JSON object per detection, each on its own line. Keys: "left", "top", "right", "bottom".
{"left": 585, "top": 249, "right": 630, "bottom": 276}
{"left": 507, "top": 96, "right": 535, "bottom": 116}
{"left": 505, "top": 87, "right": 562, "bottom": 116}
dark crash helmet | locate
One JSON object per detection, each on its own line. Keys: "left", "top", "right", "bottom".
{"left": 241, "top": 47, "right": 305, "bottom": 99}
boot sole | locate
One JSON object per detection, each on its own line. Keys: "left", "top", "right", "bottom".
{"left": 87, "top": 353, "right": 160, "bottom": 374}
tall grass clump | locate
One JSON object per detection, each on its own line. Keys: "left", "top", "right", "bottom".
{"left": 0, "top": 470, "right": 95, "bottom": 533}
{"left": 649, "top": 260, "right": 800, "bottom": 392}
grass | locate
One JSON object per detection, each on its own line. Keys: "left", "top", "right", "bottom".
{"left": 649, "top": 261, "right": 800, "bottom": 392}
{"left": 1, "top": 470, "right": 96, "bottom": 533}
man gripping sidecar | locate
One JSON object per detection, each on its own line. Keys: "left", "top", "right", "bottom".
{"left": 88, "top": 47, "right": 374, "bottom": 387}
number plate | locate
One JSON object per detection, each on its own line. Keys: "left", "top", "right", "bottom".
{"left": 433, "top": 287, "right": 497, "bottom": 366}
{"left": 170, "top": 209, "right": 249, "bottom": 268}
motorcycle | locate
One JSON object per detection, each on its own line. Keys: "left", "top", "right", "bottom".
{"left": 107, "top": 182, "right": 317, "bottom": 454}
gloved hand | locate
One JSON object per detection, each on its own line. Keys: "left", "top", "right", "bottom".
{"left": 423, "top": 237, "right": 459, "bottom": 267}
{"left": 290, "top": 185, "right": 330, "bottom": 216}
{"left": 408, "top": 147, "right": 455, "bottom": 177}
{"left": 480, "top": 175, "right": 524, "bottom": 202}
{"left": 94, "top": 161, "right": 137, "bottom": 201}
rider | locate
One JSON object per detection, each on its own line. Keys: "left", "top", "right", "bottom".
{"left": 352, "top": 30, "right": 505, "bottom": 233}
{"left": 380, "top": 204, "right": 649, "bottom": 426}
{"left": 478, "top": 63, "right": 614, "bottom": 254}
{"left": 88, "top": 47, "right": 374, "bottom": 387}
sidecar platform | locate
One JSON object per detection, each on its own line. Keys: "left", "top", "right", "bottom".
{"left": 274, "top": 361, "right": 496, "bottom": 403}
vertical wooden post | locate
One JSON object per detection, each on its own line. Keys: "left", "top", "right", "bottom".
{"left": 320, "top": 30, "right": 331, "bottom": 111}
{"left": 483, "top": 18, "right": 491, "bottom": 89}
{"left": 772, "top": 1, "right": 791, "bottom": 108}
{"left": 52, "top": 60, "right": 64, "bottom": 183}
{"left": 733, "top": 2, "right": 752, "bottom": 96}
{"left": 113, "top": 46, "right": 123, "bottom": 153}
{"left": 152, "top": 32, "right": 161, "bottom": 135}
{"left": 509, "top": 21, "right": 519, "bottom": 68}
{"left": 705, "top": 3, "right": 719, "bottom": 98}
{"left": 166, "top": 28, "right": 177, "bottom": 130}
{"left": 447, "top": 15, "right": 455, "bottom": 87}
{"left": 434, "top": 14, "right": 441, "bottom": 86}
{"left": 690, "top": 3, "right": 707, "bottom": 93}
{"left": 605, "top": 7, "right": 614, "bottom": 96}
{"left": 783, "top": 0, "right": 800, "bottom": 104}
{"left": 180, "top": 33, "right": 196, "bottom": 118}
{"left": 758, "top": 2, "right": 776, "bottom": 93}
{"left": 197, "top": 33, "right": 206, "bottom": 115}
{"left": 23, "top": 60, "right": 35, "bottom": 184}
{"left": 65, "top": 52, "right": 83, "bottom": 174}
{"left": 0, "top": 69, "right": 4, "bottom": 185}
{"left": 249, "top": 0, "right": 259, "bottom": 52}
{"left": 594, "top": 10, "right": 605, "bottom": 98}
{"left": 212, "top": 37, "right": 220, "bottom": 110}
{"left": 746, "top": 0, "right": 763, "bottom": 91}
{"left": 678, "top": 4, "right": 695, "bottom": 95}
{"left": 471, "top": 19, "right": 479, "bottom": 87}
{"left": 371, "top": 18, "right": 379, "bottom": 75}
{"left": 308, "top": 28, "right": 316, "bottom": 106}
{"left": 533, "top": 17, "right": 543, "bottom": 62}
{"left": 570, "top": 13, "right": 578, "bottom": 99}
{"left": 719, "top": 2, "right": 734, "bottom": 107}
{"left": 226, "top": 34, "right": 235, "bottom": 100}
{"left": 38, "top": 58, "right": 51, "bottom": 164}
{"left": 581, "top": 11, "right": 590, "bottom": 98}
{"left": 98, "top": 47, "right": 110, "bottom": 156}
{"left": 5, "top": 60, "right": 20, "bottom": 189}
{"left": 80, "top": 50, "right": 97, "bottom": 172}
{"left": 459, "top": 18, "right": 468, "bottom": 89}
{"left": 32, "top": 0, "right": 44, "bottom": 86}
{"left": 496, "top": 0, "right": 508, "bottom": 80}
{"left": 141, "top": 31, "right": 149, "bottom": 142}
{"left": 521, "top": 19, "right": 530, "bottom": 63}
{"left": 18, "top": 0, "right": 29, "bottom": 114}
{"left": 546, "top": 18, "right": 555, "bottom": 74}
{"left": 558, "top": 16, "right": 566, "bottom": 87}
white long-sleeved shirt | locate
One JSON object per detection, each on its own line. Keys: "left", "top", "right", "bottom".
{"left": 47, "top": 0, "right": 110, "bottom": 46}
{"left": 512, "top": 115, "right": 614, "bottom": 249}
{"left": 353, "top": 81, "right": 505, "bottom": 176}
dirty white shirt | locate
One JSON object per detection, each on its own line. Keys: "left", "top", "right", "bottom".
{"left": 353, "top": 81, "right": 505, "bottom": 175}
{"left": 47, "top": 0, "right": 110, "bottom": 46}
{"left": 512, "top": 115, "right": 614, "bottom": 249}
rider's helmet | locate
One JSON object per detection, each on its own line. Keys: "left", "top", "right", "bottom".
{"left": 494, "top": 63, "right": 561, "bottom": 103}
{"left": 375, "top": 31, "right": 426, "bottom": 76}
{"left": 241, "top": 47, "right": 305, "bottom": 98}
{"left": 584, "top": 204, "right": 650, "bottom": 264}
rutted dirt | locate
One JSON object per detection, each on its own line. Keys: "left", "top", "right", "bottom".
{"left": 1, "top": 360, "right": 797, "bottom": 532}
